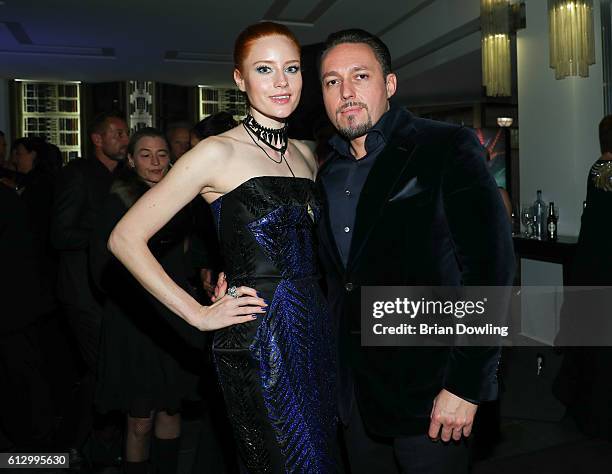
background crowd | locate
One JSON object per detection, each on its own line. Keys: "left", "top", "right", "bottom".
{"left": 0, "top": 112, "right": 240, "bottom": 473}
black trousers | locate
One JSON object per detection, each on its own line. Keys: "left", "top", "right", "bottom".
{"left": 63, "top": 303, "right": 103, "bottom": 372}
{"left": 0, "top": 322, "right": 55, "bottom": 449}
{"left": 344, "top": 394, "right": 469, "bottom": 474}
{"left": 60, "top": 303, "right": 103, "bottom": 449}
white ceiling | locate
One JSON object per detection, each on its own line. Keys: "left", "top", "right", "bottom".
{"left": 0, "top": 0, "right": 484, "bottom": 104}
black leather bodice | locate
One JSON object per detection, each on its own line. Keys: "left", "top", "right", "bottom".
{"left": 210, "top": 176, "right": 320, "bottom": 288}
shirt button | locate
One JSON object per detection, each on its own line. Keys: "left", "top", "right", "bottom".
{"left": 345, "top": 189, "right": 351, "bottom": 197}
{"left": 344, "top": 226, "right": 350, "bottom": 233}
{"left": 345, "top": 282, "right": 354, "bottom": 292}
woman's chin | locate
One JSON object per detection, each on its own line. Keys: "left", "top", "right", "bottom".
{"left": 252, "top": 103, "right": 297, "bottom": 122}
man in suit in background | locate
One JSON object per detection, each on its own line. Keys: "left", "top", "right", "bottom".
{"left": 51, "top": 111, "right": 128, "bottom": 461}
{"left": 166, "top": 122, "right": 192, "bottom": 163}
{"left": 316, "top": 29, "right": 515, "bottom": 474}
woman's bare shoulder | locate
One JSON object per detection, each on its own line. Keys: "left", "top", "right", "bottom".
{"left": 195, "top": 134, "right": 236, "bottom": 155}
{"left": 181, "top": 134, "right": 238, "bottom": 169}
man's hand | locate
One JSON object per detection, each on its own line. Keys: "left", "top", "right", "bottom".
{"left": 211, "top": 271, "right": 227, "bottom": 303}
{"left": 200, "top": 268, "right": 214, "bottom": 298}
{"left": 0, "top": 177, "right": 16, "bottom": 189}
{"left": 428, "top": 389, "right": 478, "bottom": 442}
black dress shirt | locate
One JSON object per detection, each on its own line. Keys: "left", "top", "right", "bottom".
{"left": 323, "top": 107, "right": 398, "bottom": 266}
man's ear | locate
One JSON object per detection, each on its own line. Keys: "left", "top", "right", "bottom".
{"left": 234, "top": 68, "right": 246, "bottom": 92}
{"left": 385, "top": 73, "right": 397, "bottom": 99}
{"left": 91, "top": 133, "right": 102, "bottom": 148}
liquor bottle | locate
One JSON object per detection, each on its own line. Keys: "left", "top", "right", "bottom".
{"left": 547, "top": 202, "right": 558, "bottom": 241}
{"left": 533, "top": 190, "right": 546, "bottom": 239}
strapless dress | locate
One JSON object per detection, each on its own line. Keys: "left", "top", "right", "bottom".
{"left": 210, "top": 176, "right": 338, "bottom": 473}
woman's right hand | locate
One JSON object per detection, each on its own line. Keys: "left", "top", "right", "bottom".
{"left": 192, "top": 285, "right": 267, "bottom": 331}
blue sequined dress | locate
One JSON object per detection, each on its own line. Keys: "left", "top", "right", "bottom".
{"left": 210, "top": 176, "right": 338, "bottom": 473}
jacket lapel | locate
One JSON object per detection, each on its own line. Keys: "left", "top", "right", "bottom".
{"left": 347, "top": 134, "right": 419, "bottom": 270}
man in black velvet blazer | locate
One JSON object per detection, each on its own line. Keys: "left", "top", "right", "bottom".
{"left": 316, "top": 30, "right": 515, "bottom": 473}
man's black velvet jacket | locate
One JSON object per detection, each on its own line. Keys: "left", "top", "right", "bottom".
{"left": 317, "top": 107, "right": 515, "bottom": 437}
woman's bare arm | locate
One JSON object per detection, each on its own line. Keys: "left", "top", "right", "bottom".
{"left": 108, "top": 138, "right": 266, "bottom": 330}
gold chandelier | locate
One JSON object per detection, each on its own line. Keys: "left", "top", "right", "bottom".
{"left": 548, "top": 0, "right": 595, "bottom": 79}
{"left": 481, "top": 0, "right": 512, "bottom": 97}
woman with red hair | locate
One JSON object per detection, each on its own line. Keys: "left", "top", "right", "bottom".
{"left": 109, "top": 22, "right": 338, "bottom": 473}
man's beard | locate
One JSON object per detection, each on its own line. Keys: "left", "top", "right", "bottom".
{"left": 336, "top": 102, "right": 372, "bottom": 140}
{"left": 104, "top": 146, "right": 126, "bottom": 162}
{"left": 338, "top": 120, "right": 372, "bottom": 140}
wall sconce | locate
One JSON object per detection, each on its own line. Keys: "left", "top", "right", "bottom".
{"left": 482, "top": 0, "right": 512, "bottom": 97}
{"left": 497, "top": 117, "right": 514, "bottom": 127}
{"left": 548, "top": 0, "right": 595, "bottom": 79}
{"left": 481, "top": 1, "right": 526, "bottom": 97}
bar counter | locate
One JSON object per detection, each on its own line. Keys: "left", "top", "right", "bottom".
{"left": 512, "top": 235, "right": 578, "bottom": 283}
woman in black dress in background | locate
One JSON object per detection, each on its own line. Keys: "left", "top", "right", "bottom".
{"left": 554, "top": 115, "right": 612, "bottom": 440}
{"left": 91, "top": 128, "right": 202, "bottom": 474}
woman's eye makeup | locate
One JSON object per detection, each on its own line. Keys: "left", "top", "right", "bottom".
{"left": 254, "top": 64, "right": 300, "bottom": 74}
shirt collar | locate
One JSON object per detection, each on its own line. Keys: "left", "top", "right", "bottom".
{"left": 92, "top": 155, "right": 122, "bottom": 175}
{"left": 329, "top": 105, "right": 403, "bottom": 159}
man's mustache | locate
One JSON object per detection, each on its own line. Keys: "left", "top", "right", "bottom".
{"left": 336, "top": 101, "right": 368, "bottom": 114}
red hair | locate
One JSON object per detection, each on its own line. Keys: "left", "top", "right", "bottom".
{"left": 234, "top": 22, "right": 300, "bottom": 71}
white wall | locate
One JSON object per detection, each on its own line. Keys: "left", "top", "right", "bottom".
{"left": 0, "top": 79, "right": 10, "bottom": 140}
{"left": 518, "top": 0, "right": 603, "bottom": 237}
{"left": 517, "top": 0, "right": 604, "bottom": 342}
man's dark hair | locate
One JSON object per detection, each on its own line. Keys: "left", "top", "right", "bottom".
{"left": 599, "top": 115, "right": 612, "bottom": 154}
{"left": 192, "top": 112, "right": 237, "bottom": 141}
{"left": 89, "top": 111, "right": 126, "bottom": 140}
{"left": 12, "top": 136, "right": 57, "bottom": 174}
{"left": 127, "top": 127, "right": 169, "bottom": 156}
{"left": 320, "top": 29, "right": 393, "bottom": 78}
{"left": 0, "top": 130, "right": 4, "bottom": 137}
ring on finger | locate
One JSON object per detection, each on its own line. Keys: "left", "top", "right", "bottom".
{"left": 227, "top": 286, "right": 239, "bottom": 298}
